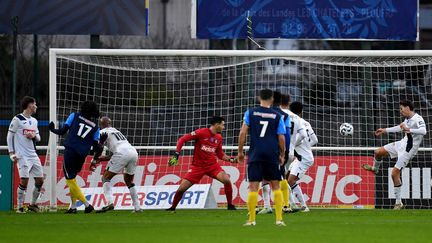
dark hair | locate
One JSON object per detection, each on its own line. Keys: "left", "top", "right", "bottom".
{"left": 80, "top": 101, "right": 100, "bottom": 119}
{"left": 281, "top": 94, "right": 290, "bottom": 106}
{"left": 273, "top": 91, "right": 281, "bottom": 105}
{"left": 399, "top": 100, "right": 414, "bottom": 111}
{"left": 21, "top": 96, "right": 36, "bottom": 110}
{"left": 290, "top": 101, "right": 303, "bottom": 115}
{"left": 259, "top": 89, "right": 273, "bottom": 101}
{"left": 210, "top": 116, "right": 225, "bottom": 125}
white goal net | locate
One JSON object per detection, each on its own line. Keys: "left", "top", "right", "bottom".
{"left": 43, "top": 49, "right": 432, "bottom": 210}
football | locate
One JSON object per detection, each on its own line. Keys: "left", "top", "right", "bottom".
{"left": 339, "top": 123, "right": 354, "bottom": 136}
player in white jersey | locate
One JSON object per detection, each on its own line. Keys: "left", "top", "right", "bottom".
{"left": 280, "top": 97, "right": 307, "bottom": 212}
{"left": 89, "top": 116, "right": 141, "bottom": 213}
{"left": 288, "top": 101, "right": 318, "bottom": 212}
{"left": 6, "top": 96, "right": 44, "bottom": 213}
{"left": 362, "top": 100, "right": 427, "bottom": 209}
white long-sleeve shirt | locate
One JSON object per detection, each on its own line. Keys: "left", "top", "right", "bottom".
{"left": 7, "top": 113, "right": 40, "bottom": 158}
{"left": 386, "top": 113, "right": 427, "bottom": 151}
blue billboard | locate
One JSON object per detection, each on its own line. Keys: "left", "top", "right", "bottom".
{"left": 195, "top": 0, "right": 418, "bottom": 40}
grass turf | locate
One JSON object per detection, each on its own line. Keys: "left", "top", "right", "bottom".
{"left": 1, "top": 209, "right": 431, "bottom": 243}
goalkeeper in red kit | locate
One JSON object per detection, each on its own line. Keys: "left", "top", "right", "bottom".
{"left": 166, "top": 116, "right": 238, "bottom": 211}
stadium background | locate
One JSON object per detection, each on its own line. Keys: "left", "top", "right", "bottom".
{"left": 1, "top": 0, "right": 432, "bottom": 210}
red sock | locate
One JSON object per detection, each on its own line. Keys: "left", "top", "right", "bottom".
{"left": 224, "top": 183, "right": 233, "bottom": 205}
{"left": 170, "top": 190, "right": 184, "bottom": 209}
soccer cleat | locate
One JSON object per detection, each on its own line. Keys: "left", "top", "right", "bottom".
{"left": 166, "top": 207, "right": 176, "bottom": 212}
{"left": 393, "top": 203, "right": 404, "bottom": 210}
{"left": 282, "top": 206, "right": 291, "bottom": 213}
{"left": 243, "top": 221, "right": 256, "bottom": 226}
{"left": 84, "top": 204, "right": 94, "bottom": 214}
{"left": 300, "top": 206, "right": 310, "bottom": 212}
{"left": 16, "top": 207, "right": 26, "bottom": 214}
{"left": 65, "top": 208, "right": 77, "bottom": 214}
{"left": 28, "top": 204, "right": 40, "bottom": 213}
{"left": 227, "top": 204, "right": 237, "bottom": 210}
{"left": 132, "top": 208, "right": 143, "bottom": 213}
{"left": 257, "top": 207, "right": 273, "bottom": 214}
{"left": 362, "top": 164, "right": 379, "bottom": 175}
{"left": 96, "top": 204, "right": 114, "bottom": 213}
{"left": 275, "top": 221, "right": 286, "bottom": 227}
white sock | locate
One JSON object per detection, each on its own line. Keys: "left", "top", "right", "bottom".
{"left": 31, "top": 186, "right": 41, "bottom": 205}
{"left": 17, "top": 185, "right": 26, "bottom": 208}
{"left": 70, "top": 201, "right": 77, "bottom": 209}
{"left": 394, "top": 185, "right": 402, "bottom": 204}
{"left": 289, "top": 188, "right": 296, "bottom": 207}
{"left": 292, "top": 184, "right": 306, "bottom": 207}
{"left": 103, "top": 181, "right": 113, "bottom": 205}
{"left": 129, "top": 185, "right": 140, "bottom": 210}
{"left": 373, "top": 158, "right": 382, "bottom": 171}
{"left": 262, "top": 184, "right": 271, "bottom": 209}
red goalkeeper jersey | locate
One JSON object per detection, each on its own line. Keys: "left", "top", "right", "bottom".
{"left": 176, "top": 128, "right": 225, "bottom": 167}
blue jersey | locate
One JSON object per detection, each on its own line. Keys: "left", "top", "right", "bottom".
{"left": 272, "top": 106, "right": 291, "bottom": 150}
{"left": 63, "top": 112, "right": 100, "bottom": 156}
{"left": 244, "top": 106, "right": 286, "bottom": 164}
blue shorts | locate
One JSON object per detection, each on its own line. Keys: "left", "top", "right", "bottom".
{"left": 247, "top": 161, "right": 281, "bottom": 182}
{"left": 63, "top": 148, "right": 87, "bottom": 179}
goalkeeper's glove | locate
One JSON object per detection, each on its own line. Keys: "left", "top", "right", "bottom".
{"left": 229, "top": 157, "right": 238, "bottom": 164}
{"left": 168, "top": 152, "right": 180, "bottom": 166}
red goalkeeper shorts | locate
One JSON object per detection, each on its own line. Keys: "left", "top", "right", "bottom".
{"left": 183, "top": 163, "right": 224, "bottom": 184}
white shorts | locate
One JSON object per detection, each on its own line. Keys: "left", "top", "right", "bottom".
{"left": 383, "top": 141, "right": 417, "bottom": 170}
{"left": 17, "top": 156, "right": 43, "bottom": 178}
{"left": 289, "top": 159, "right": 313, "bottom": 178}
{"left": 107, "top": 148, "right": 138, "bottom": 175}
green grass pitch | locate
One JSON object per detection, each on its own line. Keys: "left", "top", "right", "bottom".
{"left": 1, "top": 209, "right": 431, "bottom": 243}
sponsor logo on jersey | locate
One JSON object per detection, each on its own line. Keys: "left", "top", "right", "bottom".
{"left": 23, "top": 129, "right": 35, "bottom": 135}
{"left": 78, "top": 116, "right": 96, "bottom": 127}
{"left": 200, "top": 144, "right": 216, "bottom": 153}
{"left": 253, "top": 111, "right": 276, "bottom": 119}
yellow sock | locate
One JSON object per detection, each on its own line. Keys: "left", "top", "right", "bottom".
{"left": 66, "top": 179, "right": 87, "bottom": 203}
{"left": 280, "top": 180, "right": 289, "bottom": 207}
{"left": 273, "top": 189, "right": 283, "bottom": 222}
{"left": 247, "top": 192, "right": 258, "bottom": 222}
{"left": 65, "top": 179, "right": 77, "bottom": 202}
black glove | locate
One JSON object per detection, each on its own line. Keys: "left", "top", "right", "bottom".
{"left": 48, "top": 122, "right": 55, "bottom": 132}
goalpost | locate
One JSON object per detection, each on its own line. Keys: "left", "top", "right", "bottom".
{"left": 45, "top": 49, "right": 432, "bottom": 210}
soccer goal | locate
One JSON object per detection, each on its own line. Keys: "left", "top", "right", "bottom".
{"left": 44, "top": 49, "right": 432, "bottom": 210}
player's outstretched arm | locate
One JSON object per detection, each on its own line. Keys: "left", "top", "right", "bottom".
{"left": 374, "top": 128, "right": 386, "bottom": 136}
{"left": 168, "top": 131, "right": 199, "bottom": 166}
{"left": 48, "top": 121, "right": 69, "bottom": 135}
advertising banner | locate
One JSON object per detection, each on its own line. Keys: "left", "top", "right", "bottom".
{"left": 194, "top": 0, "right": 418, "bottom": 40}
{"left": 13, "top": 155, "right": 375, "bottom": 209}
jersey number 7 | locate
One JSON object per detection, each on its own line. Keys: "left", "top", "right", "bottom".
{"left": 259, "top": 121, "right": 268, "bottom": 137}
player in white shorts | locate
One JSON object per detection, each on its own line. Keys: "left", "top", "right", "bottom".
{"left": 362, "top": 100, "right": 426, "bottom": 209}
{"left": 90, "top": 116, "right": 141, "bottom": 212}
{"left": 287, "top": 102, "right": 317, "bottom": 212}
{"left": 6, "top": 96, "right": 44, "bottom": 213}
{"left": 281, "top": 100, "right": 307, "bottom": 212}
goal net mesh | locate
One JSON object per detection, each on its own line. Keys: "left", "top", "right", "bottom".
{"left": 46, "top": 52, "right": 432, "bottom": 209}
